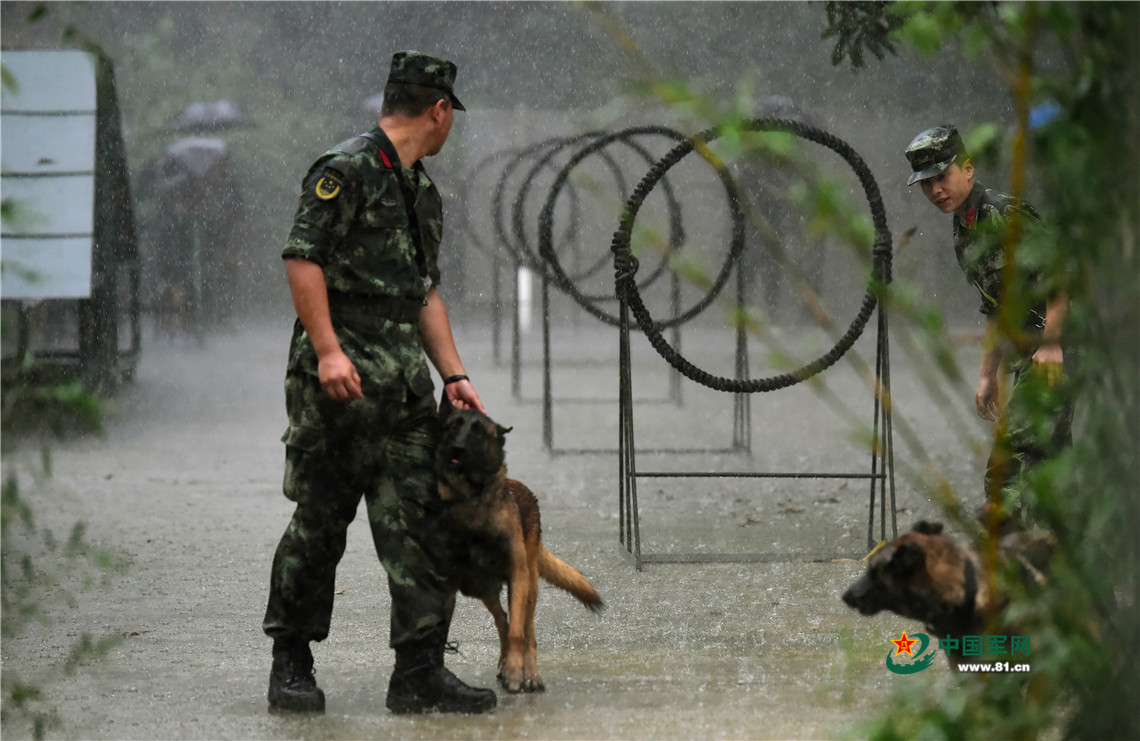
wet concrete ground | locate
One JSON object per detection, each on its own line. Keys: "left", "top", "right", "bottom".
{"left": 1, "top": 316, "right": 985, "bottom": 739}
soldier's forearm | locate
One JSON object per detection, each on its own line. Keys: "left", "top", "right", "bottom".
{"left": 979, "top": 317, "right": 1004, "bottom": 379}
{"left": 284, "top": 258, "right": 342, "bottom": 359}
{"left": 419, "top": 287, "right": 465, "bottom": 379}
{"left": 1041, "top": 292, "right": 1068, "bottom": 346}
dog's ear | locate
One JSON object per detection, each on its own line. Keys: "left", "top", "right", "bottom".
{"left": 912, "top": 520, "right": 944, "bottom": 535}
{"left": 888, "top": 541, "right": 925, "bottom": 575}
{"left": 439, "top": 391, "right": 457, "bottom": 421}
{"left": 496, "top": 423, "right": 513, "bottom": 437}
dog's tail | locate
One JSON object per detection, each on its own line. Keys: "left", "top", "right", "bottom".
{"left": 537, "top": 548, "right": 605, "bottom": 612}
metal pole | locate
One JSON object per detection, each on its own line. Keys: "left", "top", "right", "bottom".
{"left": 880, "top": 305, "right": 897, "bottom": 539}
{"left": 492, "top": 254, "right": 502, "bottom": 366}
{"left": 542, "top": 261, "right": 553, "bottom": 450}
{"left": 189, "top": 216, "right": 205, "bottom": 345}
{"left": 510, "top": 259, "right": 522, "bottom": 399}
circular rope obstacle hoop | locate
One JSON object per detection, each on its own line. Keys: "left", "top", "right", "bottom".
{"left": 525, "top": 129, "right": 685, "bottom": 301}
{"left": 538, "top": 125, "right": 737, "bottom": 328}
{"left": 611, "top": 117, "right": 894, "bottom": 393}
{"left": 612, "top": 119, "right": 899, "bottom": 567}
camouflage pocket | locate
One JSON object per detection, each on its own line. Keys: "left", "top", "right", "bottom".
{"left": 360, "top": 199, "right": 405, "bottom": 229}
{"left": 281, "top": 424, "right": 324, "bottom": 452}
{"left": 406, "top": 364, "right": 434, "bottom": 399}
{"left": 281, "top": 425, "right": 325, "bottom": 503}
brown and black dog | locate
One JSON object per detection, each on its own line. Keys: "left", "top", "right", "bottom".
{"left": 842, "top": 520, "right": 1054, "bottom": 664}
{"left": 435, "top": 403, "right": 604, "bottom": 693}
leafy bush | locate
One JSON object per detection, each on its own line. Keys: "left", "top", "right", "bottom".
{"left": 825, "top": 3, "right": 1140, "bottom": 739}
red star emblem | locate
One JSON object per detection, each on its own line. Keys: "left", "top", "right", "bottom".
{"left": 891, "top": 630, "right": 918, "bottom": 656}
{"left": 965, "top": 207, "right": 978, "bottom": 227}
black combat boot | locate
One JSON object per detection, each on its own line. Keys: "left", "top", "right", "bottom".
{"left": 385, "top": 640, "right": 496, "bottom": 714}
{"left": 268, "top": 638, "right": 325, "bottom": 713}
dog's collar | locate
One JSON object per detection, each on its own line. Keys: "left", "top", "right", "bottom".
{"left": 951, "top": 558, "right": 978, "bottom": 627}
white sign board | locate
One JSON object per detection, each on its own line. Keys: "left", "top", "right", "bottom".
{"left": 1, "top": 50, "right": 98, "bottom": 299}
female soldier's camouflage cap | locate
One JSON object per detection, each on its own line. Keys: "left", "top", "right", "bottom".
{"left": 905, "top": 125, "right": 966, "bottom": 185}
{"left": 387, "top": 50, "right": 465, "bottom": 111}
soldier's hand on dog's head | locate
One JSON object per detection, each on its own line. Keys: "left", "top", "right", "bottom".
{"left": 446, "top": 378, "right": 486, "bottom": 415}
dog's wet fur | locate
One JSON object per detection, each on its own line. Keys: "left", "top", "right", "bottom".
{"left": 436, "top": 401, "right": 603, "bottom": 693}
{"left": 842, "top": 519, "right": 1054, "bottom": 665}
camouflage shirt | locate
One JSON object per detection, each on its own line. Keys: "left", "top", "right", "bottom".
{"left": 282, "top": 126, "right": 443, "bottom": 400}
{"left": 952, "top": 181, "right": 1046, "bottom": 330}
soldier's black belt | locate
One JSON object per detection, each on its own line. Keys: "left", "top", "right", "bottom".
{"left": 328, "top": 292, "right": 424, "bottom": 326}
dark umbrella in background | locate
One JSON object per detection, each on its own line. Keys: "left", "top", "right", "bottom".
{"left": 153, "top": 137, "right": 232, "bottom": 184}
{"left": 164, "top": 99, "right": 255, "bottom": 134}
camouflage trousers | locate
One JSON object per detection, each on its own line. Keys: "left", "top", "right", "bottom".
{"left": 262, "top": 372, "right": 455, "bottom": 649}
{"left": 984, "top": 355, "right": 1077, "bottom": 514}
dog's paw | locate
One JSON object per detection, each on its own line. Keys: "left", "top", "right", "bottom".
{"left": 498, "top": 671, "right": 545, "bottom": 694}
{"left": 521, "top": 674, "right": 545, "bottom": 693}
{"left": 499, "top": 656, "right": 524, "bottom": 694}
{"left": 498, "top": 671, "right": 523, "bottom": 693}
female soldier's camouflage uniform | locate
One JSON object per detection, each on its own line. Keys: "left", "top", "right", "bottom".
{"left": 952, "top": 180, "right": 1074, "bottom": 507}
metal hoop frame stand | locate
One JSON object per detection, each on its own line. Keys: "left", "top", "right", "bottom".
{"left": 540, "top": 268, "right": 692, "bottom": 454}
{"left": 536, "top": 126, "right": 755, "bottom": 455}
{"left": 617, "top": 294, "right": 897, "bottom": 570}
{"left": 613, "top": 119, "right": 898, "bottom": 570}
{"left": 490, "top": 138, "right": 599, "bottom": 402}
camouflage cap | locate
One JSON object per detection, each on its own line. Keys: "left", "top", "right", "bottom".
{"left": 905, "top": 125, "right": 966, "bottom": 186}
{"left": 387, "top": 50, "right": 465, "bottom": 111}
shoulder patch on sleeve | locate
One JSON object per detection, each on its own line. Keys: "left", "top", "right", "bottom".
{"left": 315, "top": 169, "right": 344, "bottom": 200}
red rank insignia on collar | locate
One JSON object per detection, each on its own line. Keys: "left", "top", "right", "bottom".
{"left": 965, "top": 207, "right": 977, "bottom": 227}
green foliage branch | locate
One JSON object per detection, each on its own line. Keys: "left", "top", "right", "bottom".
{"left": 821, "top": 1, "right": 904, "bottom": 69}
{"left": 829, "top": 3, "right": 1140, "bottom": 740}
{"left": 1, "top": 73, "right": 124, "bottom": 737}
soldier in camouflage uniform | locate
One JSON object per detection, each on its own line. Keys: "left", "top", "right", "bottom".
{"left": 905, "top": 124, "right": 1074, "bottom": 519}
{"left": 262, "top": 51, "right": 496, "bottom": 715}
